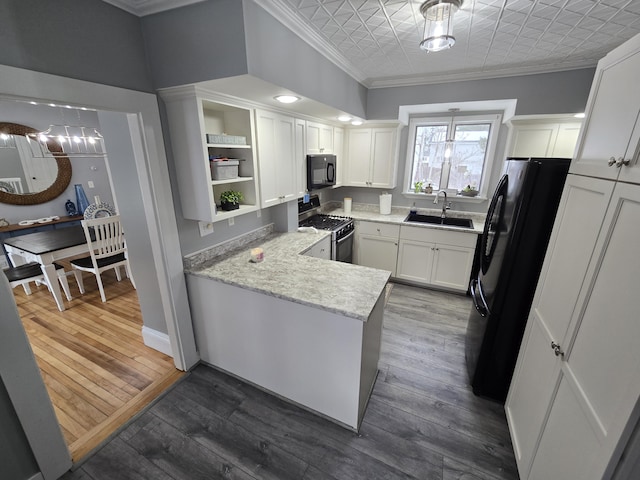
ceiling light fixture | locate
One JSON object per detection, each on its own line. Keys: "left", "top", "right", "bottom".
{"left": 574, "top": 113, "right": 586, "bottom": 118}
{"left": 28, "top": 124, "right": 106, "bottom": 157}
{"left": 351, "top": 120, "right": 363, "bottom": 126}
{"left": 338, "top": 115, "right": 352, "bottom": 122}
{"left": 419, "top": 0, "right": 462, "bottom": 53}
{"left": 274, "top": 95, "right": 300, "bottom": 104}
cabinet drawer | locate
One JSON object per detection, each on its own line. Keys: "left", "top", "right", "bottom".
{"left": 357, "top": 221, "right": 400, "bottom": 238}
{"left": 399, "top": 225, "right": 477, "bottom": 248}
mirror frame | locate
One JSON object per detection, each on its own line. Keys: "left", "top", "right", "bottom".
{"left": 0, "top": 122, "right": 72, "bottom": 205}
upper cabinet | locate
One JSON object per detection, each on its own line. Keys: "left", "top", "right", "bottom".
{"left": 333, "top": 126, "right": 344, "bottom": 187}
{"left": 306, "top": 121, "right": 335, "bottom": 154}
{"left": 571, "top": 34, "right": 640, "bottom": 183}
{"left": 344, "top": 125, "right": 399, "bottom": 188}
{"left": 255, "top": 109, "right": 300, "bottom": 208}
{"left": 508, "top": 118, "right": 582, "bottom": 159}
{"left": 160, "top": 86, "right": 259, "bottom": 223}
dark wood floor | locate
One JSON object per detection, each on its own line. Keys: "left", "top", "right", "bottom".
{"left": 61, "top": 282, "right": 518, "bottom": 480}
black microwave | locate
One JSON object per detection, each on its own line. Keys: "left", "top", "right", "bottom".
{"left": 307, "top": 154, "right": 336, "bottom": 190}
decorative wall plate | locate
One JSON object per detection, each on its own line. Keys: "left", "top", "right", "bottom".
{"left": 84, "top": 201, "right": 116, "bottom": 219}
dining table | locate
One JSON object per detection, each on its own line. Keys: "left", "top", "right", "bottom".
{"left": 3, "top": 226, "right": 90, "bottom": 311}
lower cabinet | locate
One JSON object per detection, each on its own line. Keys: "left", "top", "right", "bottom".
{"left": 303, "top": 235, "right": 331, "bottom": 260}
{"left": 396, "top": 225, "right": 476, "bottom": 292}
{"left": 354, "top": 221, "right": 399, "bottom": 275}
{"left": 506, "top": 175, "right": 640, "bottom": 479}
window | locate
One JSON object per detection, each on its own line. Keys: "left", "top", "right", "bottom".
{"left": 405, "top": 114, "right": 501, "bottom": 196}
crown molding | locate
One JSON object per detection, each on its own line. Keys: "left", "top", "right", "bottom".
{"left": 101, "top": 0, "right": 205, "bottom": 16}
{"left": 367, "top": 60, "right": 599, "bottom": 89}
{"left": 252, "top": 0, "right": 368, "bottom": 86}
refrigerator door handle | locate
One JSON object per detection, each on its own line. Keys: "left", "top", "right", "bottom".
{"left": 470, "top": 279, "right": 489, "bottom": 317}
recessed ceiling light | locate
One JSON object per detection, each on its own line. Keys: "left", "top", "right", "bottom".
{"left": 338, "top": 115, "right": 352, "bottom": 122}
{"left": 351, "top": 120, "right": 363, "bottom": 126}
{"left": 574, "top": 113, "right": 585, "bottom": 118}
{"left": 274, "top": 95, "right": 300, "bottom": 104}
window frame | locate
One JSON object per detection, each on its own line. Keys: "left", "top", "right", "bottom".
{"left": 403, "top": 113, "right": 502, "bottom": 200}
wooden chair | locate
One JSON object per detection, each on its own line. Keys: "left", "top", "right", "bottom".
{"left": 70, "top": 215, "right": 135, "bottom": 302}
{"left": 3, "top": 261, "right": 72, "bottom": 301}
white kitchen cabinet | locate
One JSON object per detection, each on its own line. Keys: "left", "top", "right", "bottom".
{"left": 354, "top": 221, "right": 399, "bottom": 275}
{"left": 506, "top": 174, "right": 615, "bottom": 476}
{"left": 571, "top": 34, "right": 640, "bottom": 183}
{"left": 506, "top": 34, "right": 640, "bottom": 480}
{"left": 509, "top": 180, "right": 640, "bottom": 480}
{"left": 255, "top": 109, "right": 297, "bottom": 208}
{"left": 508, "top": 119, "right": 582, "bottom": 159}
{"left": 344, "top": 126, "right": 399, "bottom": 188}
{"left": 396, "top": 225, "right": 475, "bottom": 292}
{"left": 160, "top": 86, "right": 259, "bottom": 222}
{"left": 294, "top": 118, "right": 307, "bottom": 198}
{"left": 306, "top": 120, "right": 334, "bottom": 154}
{"left": 303, "top": 234, "right": 331, "bottom": 260}
{"left": 333, "top": 126, "right": 344, "bottom": 187}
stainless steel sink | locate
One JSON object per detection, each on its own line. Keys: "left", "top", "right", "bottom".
{"left": 404, "top": 213, "right": 474, "bottom": 229}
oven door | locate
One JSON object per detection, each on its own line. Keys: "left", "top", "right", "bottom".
{"left": 334, "top": 229, "right": 354, "bottom": 263}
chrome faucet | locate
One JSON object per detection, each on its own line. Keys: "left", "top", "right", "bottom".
{"left": 434, "top": 190, "right": 450, "bottom": 218}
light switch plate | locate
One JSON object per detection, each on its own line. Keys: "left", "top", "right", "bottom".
{"left": 87, "top": 181, "right": 95, "bottom": 188}
{"left": 228, "top": 217, "right": 234, "bottom": 226}
{"left": 198, "top": 221, "right": 214, "bottom": 236}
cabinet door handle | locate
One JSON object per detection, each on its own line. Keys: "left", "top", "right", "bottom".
{"left": 551, "top": 341, "right": 565, "bottom": 357}
{"left": 608, "top": 157, "right": 617, "bottom": 166}
{"left": 614, "top": 157, "right": 631, "bottom": 168}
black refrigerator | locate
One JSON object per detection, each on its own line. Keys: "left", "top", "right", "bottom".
{"left": 465, "top": 157, "right": 570, "bottom": 403}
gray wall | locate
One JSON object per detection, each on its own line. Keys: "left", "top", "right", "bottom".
{"left": 0, "top": 377, "right": 38, "bottom": 480}
{"left": 141, "top": 0, "right": 248, "bottom": 89}
{"left": 0, "top": 101, "right": 115, "bottom": 223}
{"left": 243, "top": 0, "right": 367, "bottom": 119}
{"left": 367, "top": 68, "right": 596, "bottom": 120}
{"left": 0, "top": 0, "right": 153, "bottom": 92}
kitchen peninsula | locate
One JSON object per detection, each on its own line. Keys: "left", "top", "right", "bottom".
{"left": 185, "top": 228, "right": 390, "bottom": 430}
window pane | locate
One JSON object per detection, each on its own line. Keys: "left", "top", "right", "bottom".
{"left": 448, "top": 123, "right": 490, "bottom": 191}
{"left": 411, "top": 124, "right": 447, "bottom": 190}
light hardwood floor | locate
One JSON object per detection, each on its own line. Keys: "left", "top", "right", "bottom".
{"left": 61, "top": 282, "right": 517, "bottom": 479}
{"left": 11, "top": 262, "right": 182, "bottom": 461}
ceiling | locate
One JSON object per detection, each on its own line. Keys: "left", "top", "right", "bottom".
{"left": 103, "top": 0, "right": 640, "bottom": 88}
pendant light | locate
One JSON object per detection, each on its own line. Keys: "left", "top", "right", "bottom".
{"left": 419, "top": 0, "right": 462, "bottom": 53}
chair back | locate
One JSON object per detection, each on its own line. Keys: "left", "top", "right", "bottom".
{"left": 81, "top": 215, "right": 126, "bottom": 261}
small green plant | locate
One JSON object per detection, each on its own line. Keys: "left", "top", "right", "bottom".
{"left": 220, "top": 190, "right": 244, "bottom": 210}
{"left": 220, "top": 190, "right": 244, "bottom": 204}
{"left": 413, "top": 180, "right": 424, "bottom": 193}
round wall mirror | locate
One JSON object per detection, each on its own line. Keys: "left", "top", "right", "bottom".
{"left": 0, "top": 122, "right": 72, "bottom": 205}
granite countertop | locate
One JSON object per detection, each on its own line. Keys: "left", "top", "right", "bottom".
{"left": 324, "top": 204, "right": 486, "bottom": 234}
{"left": 187, "top": 231, "right": 391, "bottom": 322}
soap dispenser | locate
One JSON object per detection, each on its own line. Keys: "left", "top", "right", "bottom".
{"left": 410, "top": 202, "right": 417, "bottom": 214}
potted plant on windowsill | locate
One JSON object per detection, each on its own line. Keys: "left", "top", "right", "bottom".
{"left": 220, "top": 190, "right": 243, "bottom": 211}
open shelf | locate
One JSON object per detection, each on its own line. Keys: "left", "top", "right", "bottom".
{"left": 210, "top": 176, "right": 254, "bottom": 186}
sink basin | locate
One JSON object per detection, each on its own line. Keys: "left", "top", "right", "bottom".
{"left": 404, "top": 213, "right": 473, "bottom": 229}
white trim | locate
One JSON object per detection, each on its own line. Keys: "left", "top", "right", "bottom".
{"left": 398, "top": 99, "right": 517, "bottom": 126}
{"left": 101, "top": 0, "right": 206, "bottom": 16}
{"left": 142, "top": 326, "right": 173, "bottom": 357}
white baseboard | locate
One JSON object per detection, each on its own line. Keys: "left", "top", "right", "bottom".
{"left": 29, "top": 473, "right": 45, "bottom": 480}
{"left": 141, "top": 326, "right": 173, "bottom": 357}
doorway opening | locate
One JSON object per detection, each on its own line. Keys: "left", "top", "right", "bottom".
{"left": 1, "top": 98, "right": 185, "bottom": 462}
